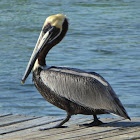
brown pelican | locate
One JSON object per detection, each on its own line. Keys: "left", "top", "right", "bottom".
{"left": 21, "top": 14, "right": 130, "bottom": 129}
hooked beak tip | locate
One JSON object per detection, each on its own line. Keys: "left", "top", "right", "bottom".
{"left": 21, "top": 80, "right": 25, "bottom": 84}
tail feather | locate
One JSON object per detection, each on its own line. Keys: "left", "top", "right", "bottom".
{"left": 108, "top": 86, "right": 131, "bottom": 120}
{"left": 115, "top": 100, "right": 131, "bottom": 120}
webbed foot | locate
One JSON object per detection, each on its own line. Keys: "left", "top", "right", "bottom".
{"left": 80, "top": 120, "right": 104, "bottom": 127}
{"left": 39, "top": 113, "right": 71, "bottom": 131}
{"left": 79, "top": 115, "right": 105, "bottom": 127}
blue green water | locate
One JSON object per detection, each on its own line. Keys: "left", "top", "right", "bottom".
{"left": 0, "top": 0, "right": 140, "bottom": 118}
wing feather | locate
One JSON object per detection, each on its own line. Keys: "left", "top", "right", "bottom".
{"left": 40, "top": 66, "right": 129, "bottom": 119}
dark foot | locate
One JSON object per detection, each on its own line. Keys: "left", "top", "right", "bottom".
{"left": 80, "top": 120, "right": 104, "bottom": 127}
{"left": 39, "top": 125, "right": 67, "bottom": 131}
{"left": 39, "top": 113, "right": 71, "bottom": 131}
{"left": 80, "top": 115, "right": 105, "bottom": 127}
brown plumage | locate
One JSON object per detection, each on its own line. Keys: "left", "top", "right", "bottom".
{"left": 22, "top": 14, "right": 130, "bottom": 130}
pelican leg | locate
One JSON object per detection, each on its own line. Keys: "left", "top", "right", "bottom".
{"left": 80, "top": 115, "right": 104, "bottom": 127}
{"left": 39, "top": 113, "right": 71, "bottom": 131}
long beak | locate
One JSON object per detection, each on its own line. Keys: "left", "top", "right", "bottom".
{"left": 21, "top": 26, "right": 60, "bottom": 84}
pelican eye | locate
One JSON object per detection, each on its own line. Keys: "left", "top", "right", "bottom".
{"left": 48, "top": 27, "right": 60, "bottom": 43}
{"left": 43, "top": 23, "right": 52, "bottom": 34}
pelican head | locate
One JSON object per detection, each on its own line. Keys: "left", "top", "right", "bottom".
{"left": 21, "top": 14, "right": 68, "bottom": 84}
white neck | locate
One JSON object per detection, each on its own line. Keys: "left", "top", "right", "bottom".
{"left": 33, "top": 59, "right": 41, "bottom": 71}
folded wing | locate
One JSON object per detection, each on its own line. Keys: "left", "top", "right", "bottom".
{"left": 40, "top": 66, "right": 130, "bottom": 119}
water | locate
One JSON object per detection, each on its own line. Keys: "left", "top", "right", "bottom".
{"left": 0, "top": 0, "right": 140, "bottom": 118}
